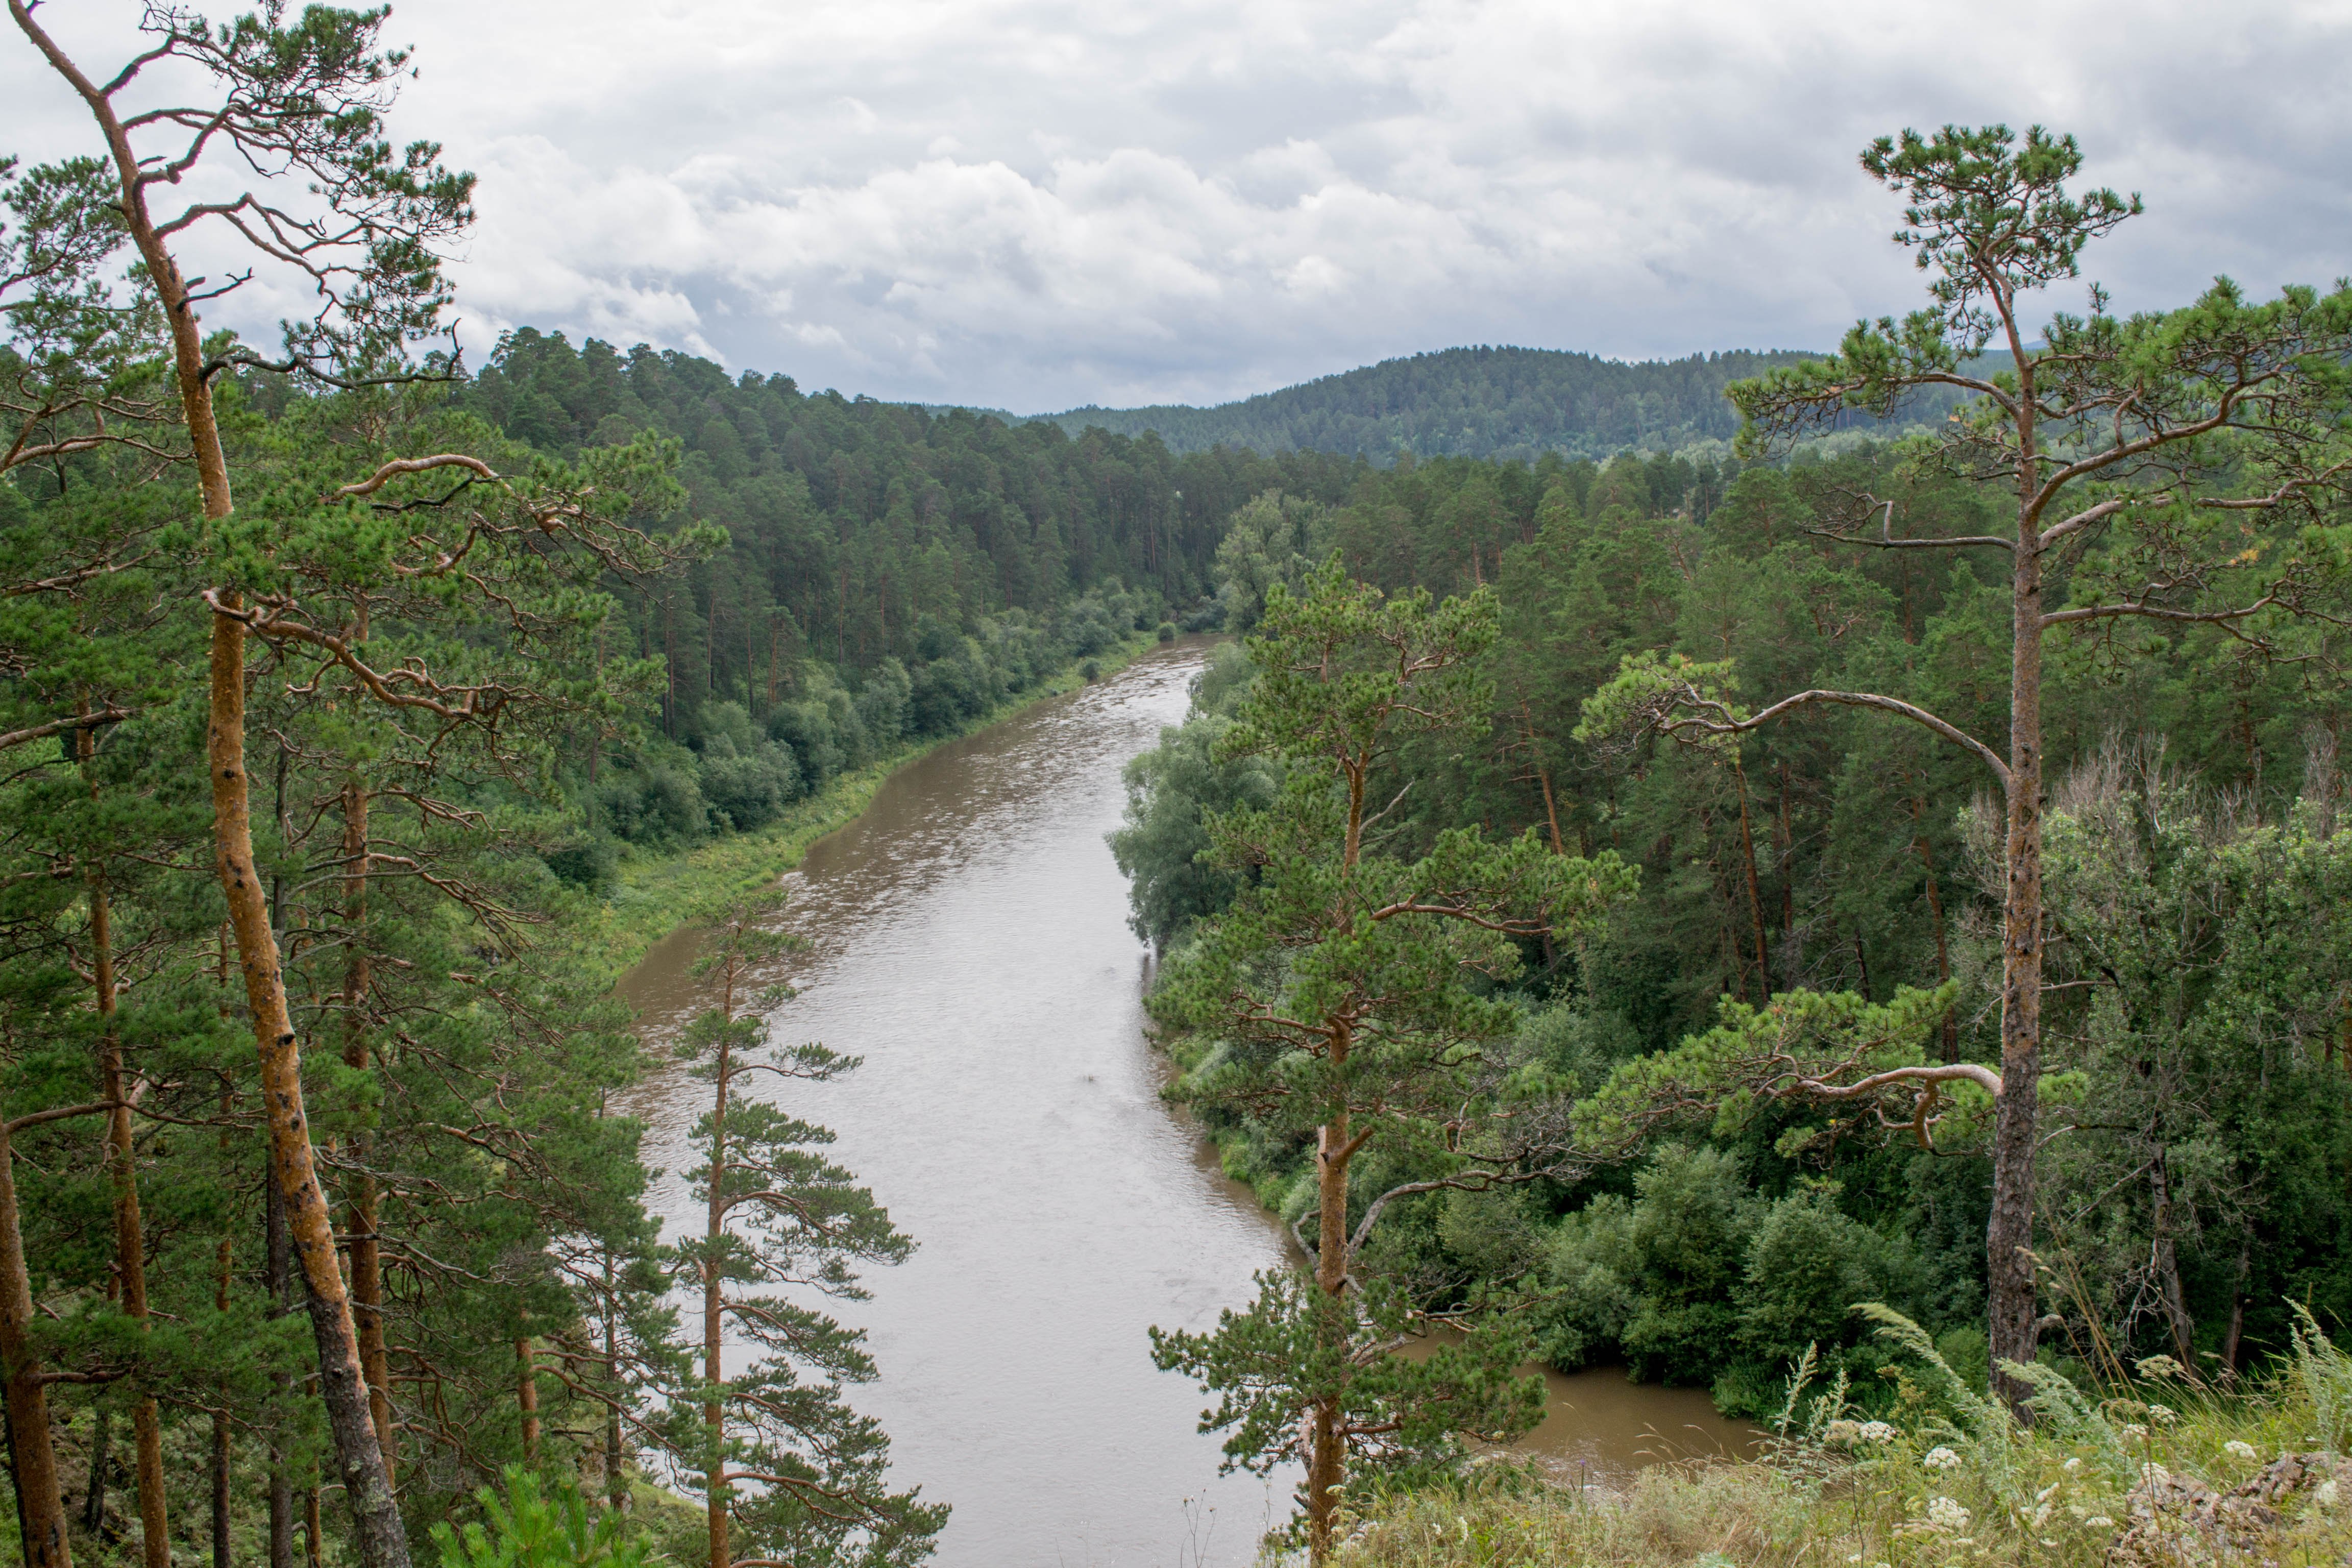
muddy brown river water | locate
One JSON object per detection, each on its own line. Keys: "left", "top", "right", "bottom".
{"left": 617, "top": 642, "right": 1757, "bottom": 1566}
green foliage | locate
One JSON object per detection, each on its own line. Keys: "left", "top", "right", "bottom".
{"left": 431, "top": 1471, "right": 653, "bottom": 1568}
{"left": 1108, "top": 648, "right": 1281, "bottom": 948}
{"left": 1150, "top": 1268, "right": 1544, "bottom": 1494}
{"left": 2288, "top": 1303, "right": 2352, "bottom": 1455}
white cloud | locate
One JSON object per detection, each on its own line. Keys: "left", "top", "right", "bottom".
{"left": 7, "top": 0, "right": 2349, "bottom": 410}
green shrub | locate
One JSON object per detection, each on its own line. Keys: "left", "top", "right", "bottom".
{"left": 431, "top": 1469, "right": 653, "bottom": 1568}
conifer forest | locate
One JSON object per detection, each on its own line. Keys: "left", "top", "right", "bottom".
{"left": 7, "top": 5, "right": 2352, "bottom": 1568}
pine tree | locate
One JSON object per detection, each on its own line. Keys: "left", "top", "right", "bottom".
{"left": 662, "top": 895, "right": 944, "bottom": 1568}
{"left": 1147, "top": 557, "right": 1635, "bottom": 1559}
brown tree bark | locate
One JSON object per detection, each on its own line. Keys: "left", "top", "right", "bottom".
{"left": 1731, "top": 755, "right": 1774, "bottom": 997}
{"left": 5, "top": 1379, "right": 35, "bottom": 1567}
{"left": 212, "top": 965, "right": 235, "bottom": 1568}
{"left": 1303, "top": 1091, "right": 1352, "bottom": 1562}
{"left": 602, "top": 1250, "right": 628, "bottom": 1512}
{"left": 215, "top": 609, "right": 408, "bottom": 1567}
{"left": 515, "top": 1339, "right": 540, "bottom": 1464}
{"left": 339, "top": 778, "right": 396, "bottom": 1483}
{"left": 703, "top": 978, "right": 735, "bottom": 1568}
{"left": 211, "top": 1218, "right": 233, "bottom": 1568}
{"left": 0, "top": 1111, "right": 75, "bottom": 1568}
{"left": 77, "top": 721, "right": 169, "bottom": 1568}
{"left": 1987, "top": 333, "right": 2049, "bottom": 1419}
{"left": 80, "top": 1406, "right": 107, "bottom": 1535}
{"left": 267, "top": 1179, "right": 293, "bottom": 1568}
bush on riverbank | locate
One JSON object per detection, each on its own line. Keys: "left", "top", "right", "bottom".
{"left": 1324, "top": 1313, "right": 2352, "bottom": 1568}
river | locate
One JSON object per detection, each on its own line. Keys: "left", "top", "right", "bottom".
{"left": 617, "top": 641, "right": 1756, "bottom": 1566}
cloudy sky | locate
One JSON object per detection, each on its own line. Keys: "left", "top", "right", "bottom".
{"left": 8, "top": 0, "right": 2350, "bottom": 411}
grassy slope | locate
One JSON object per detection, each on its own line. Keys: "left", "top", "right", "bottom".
{"left": 575, "top": 632, "right": 1165, "bottom": 984}
{"left": 1330, "top": 1350, "right": 2352, "bottom": 1568}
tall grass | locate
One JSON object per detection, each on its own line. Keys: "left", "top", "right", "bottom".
{"left": 1328, "top": 1308, "right": 2352, "bottom": 1568}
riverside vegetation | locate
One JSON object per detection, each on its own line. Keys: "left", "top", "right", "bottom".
{"left": 5, "top": 6, "right": 2352, "bottom": 1568}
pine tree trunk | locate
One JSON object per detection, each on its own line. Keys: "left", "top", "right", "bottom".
{"left": 516, "top": 1339, "right": 540, "bottom": 1463}
{"left": 81, "top": 1407, "right": 107, "bottom": 1535}
{"left": 1305, "top": 1070, "right": 1352, "bottom": 1564}
{"left": 213, "top": 1085, "right": 235, "bottom": 1568}
{"left": 1731, "top": 757, "right": 1773, "bottom": 997}
{"left": 0, "top": 1109, "right": 72, "bottom": 1568}
{"left": 74, "top": 725, "right": 170, "bottom": 1568}
{"left": 267, "top": 1179, "right": 293, "bottom": 1568}
{"left": 0, "top": 1115, "right": 74, "bottom": 1568}
{"left": 340, "top": 779, "right": 396, "bottom": 1483}
{"left": 704, "top": 1035, "right": 731, "bottom": 1568}
{"left": 214, "top": 608, "right": 410, "bottom": 1565}
{"left": 210, "top": 1407, "right": 230, "bottom": 1568}
{"left": 5, "top": 1377, "right": 36, "bottom": 1567}
{"left": 603, "top": 1252, "right": 627, "bottom": 1512}
{"left": 1988, "top": 473, "right": 2048, "bottom": 1422}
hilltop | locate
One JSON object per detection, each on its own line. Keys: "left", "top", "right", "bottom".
{"left": 928, "top": 344, "right": 1991, "bottom": 462}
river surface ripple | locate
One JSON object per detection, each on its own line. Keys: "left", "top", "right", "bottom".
{"left": 617, "top": 642, "right": 1757, "bottom": 1567}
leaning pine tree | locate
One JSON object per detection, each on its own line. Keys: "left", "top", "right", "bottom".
{"left": 1148, "top": 557, "right": 1636, "bottom": 1562}
{"left": 1579, "top": 122, "right": 2352, "bottom": 1417}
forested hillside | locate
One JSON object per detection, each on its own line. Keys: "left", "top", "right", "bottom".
{"left": 454, "top": 329, "right": 1363, "bottom": 871}
{"left": 981, "top": 345, "right": 1993, "bottom": 462}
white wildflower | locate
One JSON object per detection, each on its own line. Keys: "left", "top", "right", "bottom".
{"left": 2064, "top": 1457, "right": 2083, "bottom": 1473}
{"left": 1845, "top": 1556, "right": 1861, "bottom": 1564}
{"left": 1924, "top": 1496, "right": 1971, "bottom": 1532}
{"left": 2085, "top": 1516, "right": 2116, "bottom": 1530}
{"left": 1857, "top": 1420, "right": 1897, "bottom": 1443}
{"left": 1824, "top": 1419, "right": 1863, "bottom": 1444}
{"left": 2224, "top": 1440, "right": 2258, "bottom": 1461}
{"left": 2317, "top": 1479, "right": 2340, "bottom": 1509}
{"left": 2134, "top": 1354, "right": 2186, "bottom": 1380}
{"left": 2120, "top": 1423, "right": 2149, "bottom": 1442}
{"left": 2147, "top": 1403, "right": 2176, "bottom": 1426}
{"left": 1922, "top": 1446, "right": 1963, "bottom": 1471}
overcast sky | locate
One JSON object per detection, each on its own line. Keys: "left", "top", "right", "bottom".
{"left": 8, "top": 0, "right": 2350, "bottom": 411}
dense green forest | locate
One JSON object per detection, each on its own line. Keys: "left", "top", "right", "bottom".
{"left": 1128, "top": 439, "right": 2352, "bottom": 1412}
{"left": 946, "top": 345, "right": 1998, "bottom": 463}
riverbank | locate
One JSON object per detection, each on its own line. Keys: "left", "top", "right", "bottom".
{"left": 1329, "top": 1339, "right": 2352, "bottom": 1568}
{"left": 577, "top": 630, "right": 1171, "bottom": 984}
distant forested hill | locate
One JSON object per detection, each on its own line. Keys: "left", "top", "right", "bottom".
{"left": 947, "top": 344, "right": 1992, "bottom": 462}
